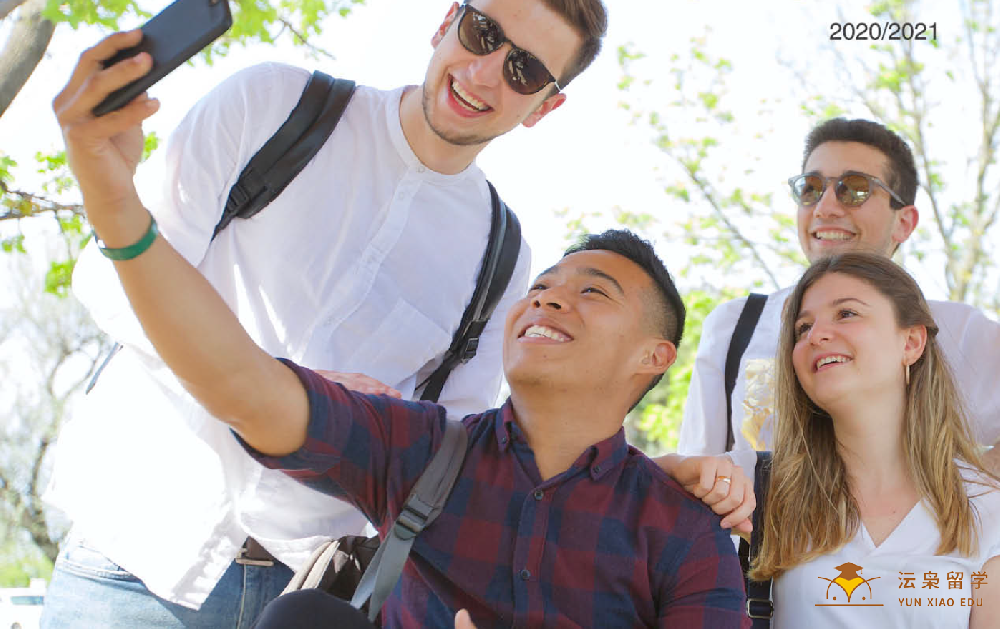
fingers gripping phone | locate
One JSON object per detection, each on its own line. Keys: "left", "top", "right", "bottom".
{"left": 92, "top": 0, "right": 233, "bottom": 116}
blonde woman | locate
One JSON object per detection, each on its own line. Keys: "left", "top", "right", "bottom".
{"left": 666, "top": 253, "right": 1000, "bottom": 628}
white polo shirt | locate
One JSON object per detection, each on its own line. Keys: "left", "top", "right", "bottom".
{"left": 44, "top": 62, "right": 530, "bottom": 609}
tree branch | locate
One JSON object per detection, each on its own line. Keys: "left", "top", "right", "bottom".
{"left": 950, "top": 0, "right": 1000, "bottom": 302}
{"left": 276, "top": 16, "right": 335, "bottom": 60}
{"left": 682, "top": 162, "right": 782, "bottom": 290}
{"left": 0, "top": 187, "right": 85, "bottom": 221}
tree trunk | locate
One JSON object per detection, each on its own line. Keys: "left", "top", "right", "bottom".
{"left": 0, "top": 0, "right": 55, "bottom": 118}
{"left": 0, "top": 0, "right": 28, "bottom": 22}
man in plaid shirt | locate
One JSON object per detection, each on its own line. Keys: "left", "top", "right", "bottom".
{"left": 54, "top": 219, "right": 749, "bottom": 626}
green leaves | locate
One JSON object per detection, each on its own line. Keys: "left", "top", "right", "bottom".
{"left": 42, "top": 0, "right": 147, "bottom": 30}
{"left": 142, "top": 132, "right": 160, "bottom": 162}
{"left": 39, "top": 0, "right": 366, "bottom": 62}
{"left": 1, "top": 234, "right": 26, "bottom": 254}
{"left": 34, "top": 151, "right": 74, "bottom": 196}
{"left": 0, "top": 154, "right": 16, "bottom": 183}
{"left": 44, "top": 260, "right": 76, "bottom": 297}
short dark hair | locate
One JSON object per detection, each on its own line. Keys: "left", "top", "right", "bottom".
{"left": 802, "top": 118, "right": 918, "bottom": 208}
{"left": 540, "top": 0, "right": 608, "bottom": 88}
{"left": 563, "top": 229, "right": 685, "bottom": 404}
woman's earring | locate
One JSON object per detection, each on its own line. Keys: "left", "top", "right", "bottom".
{"left": 905, "top": 362, "right": 910, "bottom": 386}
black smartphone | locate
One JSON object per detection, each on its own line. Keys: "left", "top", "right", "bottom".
{"left": 92, "top": 0, "right": 233, "bottom": 116}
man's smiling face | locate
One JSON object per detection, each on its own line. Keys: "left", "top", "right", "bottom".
{"left": 796, "top": 141, "right": 916, "bottom": 262}
{"left": 502, "top": 249, "right": 673, "bottom": 402}
{"left": 420, "top": 0, "right": 580, "bottom": 147}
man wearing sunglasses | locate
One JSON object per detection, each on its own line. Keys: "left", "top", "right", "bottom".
{"left": 676, "top": 117, "right": 1000, "bottom": 469}
{"left": 41, "top": 2, "right": 608, "bottom": 628}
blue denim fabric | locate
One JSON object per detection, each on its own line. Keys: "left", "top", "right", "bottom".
{"left": 41, "top": 539, "right": 293, "bottom": 628}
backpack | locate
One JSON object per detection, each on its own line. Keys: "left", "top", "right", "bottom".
{"left": 213, "top": 72, "right": 517, "bottom": 620}
{"left": 740, "top": 451, "right": 773, "bottom": 627}
{"left": 723, "top": 293, "right": 767, "bottom": 450}
{"left": 283, "top": 419, "right": 469, "bottom": 622}
{"left": 723, "top": 295, "right": 772, "bottom": 625}
{"left": 88, "top": 70, "right": 522, "bottom": 405}
{"left": 84, "top": 71, "right": 520, "bottom": 620}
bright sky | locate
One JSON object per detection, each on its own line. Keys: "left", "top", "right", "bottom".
{"left": 0, "top": 1, "right": 815, "bottom": 290}
{"left": 0, "top": 0, "right": 985, "bottom": 301}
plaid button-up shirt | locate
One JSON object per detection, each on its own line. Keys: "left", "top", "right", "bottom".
{"left": 249, "top": 361, "right": 749, "bottom": 628}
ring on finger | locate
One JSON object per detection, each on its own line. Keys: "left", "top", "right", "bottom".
{"left": 716, "top": 475, "right": 731, "bottom": 485}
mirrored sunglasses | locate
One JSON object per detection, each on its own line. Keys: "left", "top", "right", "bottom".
{"left": 788, "top": 172, "right": 906, "bottom": 209}
{"left": 457, "top": 3, "right": 562, "bottom": 96}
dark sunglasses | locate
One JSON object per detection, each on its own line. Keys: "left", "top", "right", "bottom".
{"left": 457, "top": 3, "right": 562, "bottom": 95}
{"left": 788, "top": 171, "right": 906, "bottom": 209}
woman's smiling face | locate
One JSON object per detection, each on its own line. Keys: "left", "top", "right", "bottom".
{"left": 791, "top": 272, "right": 911, "bottom": 412}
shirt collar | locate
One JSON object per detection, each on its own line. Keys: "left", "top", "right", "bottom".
{"left": 583, "top": 428, "right": 628, "bottom": 480}
{"left": 495, "top": 399, "right": 517, "bottom": 452}
{"left": 494, "top": 398, "right": 629, "bottom": 480}
{"left": 386, "top": 86, "right": 479, "bottom": 186}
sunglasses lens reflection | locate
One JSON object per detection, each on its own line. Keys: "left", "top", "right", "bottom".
{"left": 460, "top": 9, "right": 502, "bottom": 55}
{"left": 794, "top": 176, "right": 824, "bottom": 205}
{"left": 835, "top": 174, "right": 872, "bottom": 206}
{"left": 505, "top": 50, "right": 550, "bottom": 94}
{"left": 458, "top": 6, "right": 554, "bottom": 95}
{"left": 794, "top": 174, "right": 874, "bottom": 207}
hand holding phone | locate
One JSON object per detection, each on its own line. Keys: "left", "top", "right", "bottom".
{"left": 92, "top": 0, "right": 232, "bottom": 116}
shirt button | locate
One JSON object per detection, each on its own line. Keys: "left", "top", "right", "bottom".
{"left": 416, "top": 166, "right": 426, "bottom": 173}
{"left": 533, "top": 490, "right": 544, "bottom": 501}
{"left": 593, "top": 465, "right": 602, "bottom": 474}
{"left": 519, "top": 569, "right": 531, "bottom": 580}
{"left": 501, "top": 436, "right": 508, "bottom": 444}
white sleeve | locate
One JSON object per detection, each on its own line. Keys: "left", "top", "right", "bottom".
{"left": 427, "top": 236, "right": 531, "bottom": 419}
{"left": 677, "top": 297, "right": 746, "bottom": 455}
{"left": 931, "top": 301, "right": 1000, "bottom": 446}
{"left": 73, "top": 63, "right": 310, "bottom": 354}
{"left": 727, "top": 449, "right": 758, "bottom": 482}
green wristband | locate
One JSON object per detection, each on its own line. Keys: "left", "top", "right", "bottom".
{"left": 94, "top": 214, "right": 159, "bottom": 261}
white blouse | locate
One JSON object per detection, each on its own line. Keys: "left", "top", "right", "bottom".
{"left": 769, "top": 477, "right": 1000, "bottom": 628}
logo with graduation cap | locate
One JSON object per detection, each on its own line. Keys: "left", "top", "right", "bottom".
{"left": 816, "top": 562, "right": 883, "bottom": 607}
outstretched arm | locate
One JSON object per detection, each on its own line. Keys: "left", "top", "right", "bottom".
{"left": 55, "top": 30, "right": 308, "bottom": 455}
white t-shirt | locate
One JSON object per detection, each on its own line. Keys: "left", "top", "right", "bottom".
{"left": 770, "top": 477, "right": 1000, "bottom": 629}
{"left": 44, "top": 63, "right": 531, "bottom": 608}
{"left": 679, "top": 286, "right": 1000, "bottom": 454}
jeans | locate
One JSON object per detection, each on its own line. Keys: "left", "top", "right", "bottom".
{"left": 40, "top": 539, "right": 294, "bottom": 628}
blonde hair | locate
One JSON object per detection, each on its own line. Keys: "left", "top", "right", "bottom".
{"left": 750, "top": 253, "right": 996, "bottom": 580}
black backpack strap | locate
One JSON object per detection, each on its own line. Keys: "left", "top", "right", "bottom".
{"left": 739, "top": 451, "right": 774, "bottom": 627}
{"left": 418, "top": 181, "right": 521, "bottom": 403}
{"left": 84, "top": 72, "right": 357, "bottom": 394}
{"left": 213, "top": 71, "right": 356, "bottom": 239}
{"left": 724, "top": 293, "right": 767, "bottom": 450}
{"left": 350, "top": 418, "right": 469, "bottom": 620}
